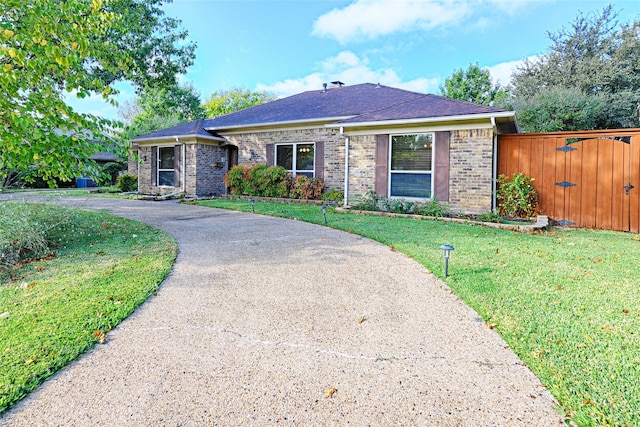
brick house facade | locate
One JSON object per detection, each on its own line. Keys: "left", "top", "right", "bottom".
{"left": 130, "top": 83, "right": 518, "bottom": 214}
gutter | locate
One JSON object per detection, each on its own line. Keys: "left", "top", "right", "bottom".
{"left": 133, "top": 134, "right": 226, "bottom": 144}
{"left": 331, "top": 111, "right": 517, "bottom": 129}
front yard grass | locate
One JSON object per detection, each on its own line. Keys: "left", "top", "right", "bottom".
{"left": 197, "top": 199, "right": 640, "bottom": 427}
{"left": 0, "top": 203, "right": 177, "bottom": 413}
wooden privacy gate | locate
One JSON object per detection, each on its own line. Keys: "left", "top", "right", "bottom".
{"left": 498, "top": 129, "right": 640, "bottom": 232}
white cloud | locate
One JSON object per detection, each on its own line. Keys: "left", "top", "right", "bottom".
{"left": 313, "top": 0, "right": 471, "bottom": 43}
{"left": 312, "top": 0, "right": 545, "bottom": 43}
{"left": 486, "top": 55, "right": 538, "bottom": 86}
{"left": 256, "top": 51, "right": 439, "bottom": 97}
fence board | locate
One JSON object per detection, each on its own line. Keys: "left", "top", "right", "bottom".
{"left": 498, "top": 129, "right": 640, "bottom": 232}
{"left": 631, "top": 136, "right": 640, "bottom": 233}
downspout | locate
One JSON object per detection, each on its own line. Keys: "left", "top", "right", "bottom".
{"left": 182, "top": 143, "right": 186, "bottom": 194}
{"left": 491, "top": 117, "right": 498, "bottom": 212}
{"left": 137, "top": 148, "right": 140, "bottom": 193}
{"left": 341, "top": 127, "right": 349, "bottom": 207}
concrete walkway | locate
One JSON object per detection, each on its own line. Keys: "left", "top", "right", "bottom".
{"left": 1, "top": 197, "right": 563, "bottom": 426}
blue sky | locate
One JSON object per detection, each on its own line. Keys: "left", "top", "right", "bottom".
{"left": 70, "top": 0, "right": 639, "bottom": 120}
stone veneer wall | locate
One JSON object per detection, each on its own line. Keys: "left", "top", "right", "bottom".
{"left": 345, "top": 129, "right": 494, "bottom": 214}
{"left": 222, "top": 127, "right": 346, "bottom": 191}
{"left": 135, "top": 143, "right": 226, "bottom": 197}
{"left": 137, "top": 145, "right": 153, "bottom": 194}
{"left": 194, "top": 143, "right": 226, "bottom": 197}
{"left": 448, "top": 128, "right": 494, "bottom": 214}
{"left": 346, "top": 134, "right": 376, "bottom": 202}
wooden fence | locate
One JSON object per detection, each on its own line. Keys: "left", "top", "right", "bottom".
{"left": 498, "top": 129, "right": 640, "bottom": 232}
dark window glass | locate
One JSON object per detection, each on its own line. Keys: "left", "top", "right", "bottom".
{"left": 276, "top": 145, "right": 293, "bottom": 170}
{"left": 159, "top": 147, "right": 175, "bottom": 170}
{"left": 390, "top": 173, "right": 432, "bottom": 198}
{"left": 391, "top": 134, "right": 432, "bottom": 171}
{"left": 296, "top": 144, "right": 314, "bottom": 171}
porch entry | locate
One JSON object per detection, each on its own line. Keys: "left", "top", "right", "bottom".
{"left": 498, "top": 130, "right": 640, "bottom": 232}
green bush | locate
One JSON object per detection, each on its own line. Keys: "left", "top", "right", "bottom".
{"left": 412, "top": 197, "right": 451, "bottom": 217}
{"left": 322, "top": 188, "right": 344, "bottom": 202}
{"left": 381, "top": 197, "right": 415, "bottom": 214}
{"left": 351, "top": 190, "right": 380, "bottom": 211}
{"left": 224, "top": 165, "right": 289, "bottom": 198}
{"left": 496, "top": 172, "right": 539, "bottom": 218}
{"left": 0, "top": 203, "right": 69, "bottom": 268}
{"left": 476, "top": 211, "right": 503, "bottom": 223}
{"left": 116, "top": 174, "right": 138, "bottom": 192}
{"left": 101, "top": 162, "right": 125, "bottom": 186}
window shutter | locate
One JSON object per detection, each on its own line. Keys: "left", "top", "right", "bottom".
{"left": 266, "top": 144, "right": 274, "bottom": 166}
{"left": 434, "top": 131, "right": 450, "bottom": 201}
{"left": 174, "top": 145, "right": 181, "bottom": 187}
{"left": 151, "top": 146, "right": 158, "bottom": 186}
{"left": 375, "top": 134, "right": 389, "bottom": 196}
{"left": 314, "top": 141, "right": 324, "bottom": 178}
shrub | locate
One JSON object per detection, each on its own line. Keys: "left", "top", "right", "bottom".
{"left": 351, "top": 190, "right": 380, "bottom": 211}
{"left": 224, "top": 165, "right": 289, "bottom": 198}
{"left": 496, "top": 172, "right": 539, "bottom": 218}
{"left": 101, "top": 162, "right": 125, "bottom": 186}
{"left": 322, "top": 188, "right": 344, "bottom": 202}
{"left": 288, "top": 175, "right": 324, "bottom": 199}
{"left": 0, "top": 203, "right": 68, "bottom": 269}
{"left": 413, "top": 197, "right": 451, "bottom": 217}
{"left": 381, "top": 197, "right": 415, "bottom": 214}
{"left": 116, "top": 174, "right": 138, "bottom": 192}
{"left": 476, "top": 211, "right": 503, "bottom": 223}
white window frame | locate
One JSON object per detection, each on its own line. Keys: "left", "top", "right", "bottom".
{"left": 275, "top": 142, "right": 315, "bottom": 177}
{"left": 157, "top": 145, "right": 175, "bottom": 187}
{"left": 388, "top": 132, "right": 434, "bottom": 199}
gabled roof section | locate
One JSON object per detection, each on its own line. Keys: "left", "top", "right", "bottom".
{"left": 133, "top": 119, "right": 221, "bottom": 142}
{"left": 204, "top": 83, "right": 425, "bottom": 130}
{"left": 336, "top": 93, "right": 509, "bottom": 124}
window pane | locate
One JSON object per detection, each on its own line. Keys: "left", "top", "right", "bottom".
{"left": 297, "top": 171, "right": 314, "bottom": 178}
{"left": 391, "top": 134, "right": 432, "bottom": 171}
{"left": 276, "top": 145, "right": 293, "bottom": 170}
{"left": 158, "top": 171, "right": 174, "bottom": 186}
{"left": 159, "top": 147, "right": 175, "bottom": 169}
{"left": 296, "top": 144, "right": 314, "bottom": 171}
{"left": 390, "top": 173, "right": 431, "bottom": 198}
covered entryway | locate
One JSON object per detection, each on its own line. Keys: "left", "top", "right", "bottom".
{"left": 498, "top": 129, "right": 640, "bottom": 232}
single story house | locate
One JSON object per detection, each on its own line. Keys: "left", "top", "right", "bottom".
{"left": 129, "top": 82, "right": 519, "bottom": 213}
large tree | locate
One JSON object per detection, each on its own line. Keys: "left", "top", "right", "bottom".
{"left": 120, "top": 83, "right": 206, "bottom": 139}
{"left": 203, "top": 87, "right": 277, "bottom": 118}
{"left": 440, "top": 63, "right": 507, "bottom": 106}
{"left": 0, "top": 0, "right": 195, "bottom": 187}
{"left": 506, "top": 5, "right": 640, "bottom": 132}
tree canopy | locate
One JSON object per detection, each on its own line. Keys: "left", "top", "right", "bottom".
{"left": 120, "top": 83, "right": 206, "bottom": 139}
{"left": 203, "top": 88, "right": 277, "bottom": 118}
{"left": 505, "top": 5, "right": 640, "bottom": 132}
{"left": 0, "top": 0, "right": 195, "bottom": 187}
{"left": 440, "top": 63, "right": 507, "bottom": 106}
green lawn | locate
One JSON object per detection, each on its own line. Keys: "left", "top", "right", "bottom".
{"left": 0, "top": 202, "right": 177, "bottom": 413}
{"left": 196, "top": 199, "right": 640, "bottom": 427}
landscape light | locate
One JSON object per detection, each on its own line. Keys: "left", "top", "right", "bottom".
{"left": 440, "top": 244, "right": 454, "bottom": 278}
{"left": 250, "top": 198, "right": 255, "bottom": 213}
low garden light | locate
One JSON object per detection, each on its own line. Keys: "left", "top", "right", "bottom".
{"left": 321, "top": 205, "right": 327, "bottom": 224}
{"left": 249, "top": 198, "right": 255, "bottom": 213}
{"left": 440, "top": 244, "right": 454, "bottom": 278}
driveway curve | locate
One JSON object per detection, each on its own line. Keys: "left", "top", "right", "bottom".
{"left": 1, "top": 197, "right": 563, "bottom": 426}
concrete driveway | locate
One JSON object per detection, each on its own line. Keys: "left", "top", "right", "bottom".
{"left": 0, "top": 197, "right": 563, "bottom": 426}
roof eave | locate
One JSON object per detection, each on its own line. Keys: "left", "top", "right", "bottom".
{"left": 205, "top": 116, "right": 355, "bottom": 131}
{"left": 330, "top": 111, "right": 517, "bottom": 129}
{"left": 132, "top": 134, "right": 226, "bottom": 144}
